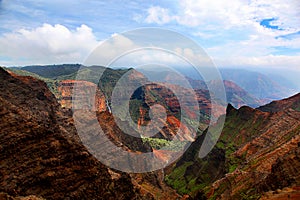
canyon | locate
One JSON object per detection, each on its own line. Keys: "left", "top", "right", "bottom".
{"left": 1, "top": 65, "right": 299, "bottom": 199}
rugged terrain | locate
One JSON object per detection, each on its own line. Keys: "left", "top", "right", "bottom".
{"left": 1, "top": 65, "right": 299, "bottom": 200}
{"left": 165, "top": 93, "right": 300, "bottom": 199}
{"left": 0, "top": 68, "right": 142, "bottom": 199}
{"left": 15, "top": 64, "right": 290, "bottom": 108}
{"left": 1, "top": 67, "right": 188, "bottom": 199}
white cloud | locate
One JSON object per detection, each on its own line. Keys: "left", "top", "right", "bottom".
{"left": 143, "top": 1, "right": 300, "bottom": 40}
{"left": 0, "top": 24, "right": 99, "bottom": 66}
{"left": 84, "top": 33, "right": 139, "bottom": 66}
{"left": 206, "top": 32, "right": 300, "bottom": 69}
{"left": 142, "top": 1, "right": 300, "bottom": 69}
{"left": 85, "top": 33, "right": 212, "bottom": 68}
{"left": 145, "top": 6, "right": 173, "bottom": 25}
{"left": 145, "top": 0, "right": 300, "bottom": 33}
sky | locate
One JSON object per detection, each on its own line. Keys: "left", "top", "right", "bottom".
{"left": 0, "top": 0, "right": 300, "bottom": 70}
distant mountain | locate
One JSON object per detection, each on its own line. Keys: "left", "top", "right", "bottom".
{"left": 208, "top": 79, "right": 262, "bottom": 108}
{"left": 221, "top": 80, "right": 262, "bottom": 108}
{"left": 139, "top": 67, "right": 297, "bottom": 108}
{"left": 15, "top": 64, "right": 298, "bottom": 108}
{"left": 17, "top": 65, "right": 134, "bottom": 99}
{"left": 219, "top": 68, "right": 297, "bottom": 101}
{"left": 185, "top": 77, "right": 262, "bottom": 108}
{"left": 20, "top": 64, "right": 83, "bottom": 79}
{"left": 265, "top": 73, "right": 298, "bottom": 90}
{"left": 252, "top": 67, "right": 300, "bottom": 91}
{"left": 173, "top": 67, "right": 297, "bottom": 102}
{"left": 138, "top": 68, "right": 261, "bottom": 108}
{"left": 10, "top": 65, "right": 212, "bottom": 125}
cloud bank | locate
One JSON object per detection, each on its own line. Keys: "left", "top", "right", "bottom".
{"left": 143, "top": 0, "right": 300, "bottom": 69}
{"left": 0, "top": 24, "right": 99, "bottom": 66}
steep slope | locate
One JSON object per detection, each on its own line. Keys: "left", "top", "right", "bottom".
{"left": 132, "top": 83, "right": 209, "bottom": 140}
{"left": 90, "top": 111, "right": 185, "bottom": 199}
{"left": 4, "top": 67, "right": 60, "bottom": 97}
{"left": 7, "top": 64, "right": 299, "bottom": 199}
{"left": 0, "top": 68, "right": 141, "bottom": 199}
{"left": 57, "top": 80, "right": 107, "bottom": 112}
{"left": 204, "top": 104, "right": 300, "bottom": 199}
{"left": 165, "top": 94, "right": 300, "bottom": 199}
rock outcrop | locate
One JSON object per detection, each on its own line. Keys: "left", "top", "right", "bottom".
{"left": 133, "top": 83, "right": 214, "bottom": 141}
{"left": 58, "top": 80, "right": 107, "bottom": 112}
{"left": 0, "top": 68, "right": 140, "bottom": 199}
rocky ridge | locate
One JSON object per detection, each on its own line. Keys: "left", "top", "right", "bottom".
{"left": 0, "top": 68, "right": 142, "bottom": 199}
{"left": 164, "top": 92, "right": 300, "bottom": 199}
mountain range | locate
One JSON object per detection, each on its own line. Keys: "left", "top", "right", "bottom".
{"left": 0, "top": 65, "right": 299, "bottom": 199}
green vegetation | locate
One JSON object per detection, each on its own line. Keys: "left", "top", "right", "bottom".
{"left": 96, "top": 67, "right": 132, "bottom": 100}
{"left": 207, "top": 181, "right": 228, "bottom": 200}
{"left": 165, "top": 162, "right": 195, "bottom": 194}
{"left": 238, "top": 188, "right": 261, "bottom": 200}
{"left": 163, "top": 105, "right": 269, "bottom": 198}
{"left": 21, "top": 64, "right": 82, "bottom": 79}
{"left": 292, "top": 102, "right": 300, "bottom": 111}
{"left": 8, "top": 65, "right": 132, "bottom": 102}
{"left": 129, "top": 99, "right": 145, "bottom": 123}
{"left": 141, "top": 137, "right": 187, "bottom": 151}
{"left": 3, "top": 67, "right": 60, "bottom": 97}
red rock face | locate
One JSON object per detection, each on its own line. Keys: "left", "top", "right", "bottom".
{"left": 205, "top": 97, "right": 300, "bottom": 200}
{"left": 137, "top": 107, "right": 148, "bottom": 129}
{"left": 134, "top": 82, "right": 227, "bottom": 142}
{"left": 134, "top": 83, "right": 205, "bottom": 141}
{"left": 58, "top": 80, "right": 106, "bottom": 112}
{"left": 0, "top": 69, "right": 140, "bottom": 199}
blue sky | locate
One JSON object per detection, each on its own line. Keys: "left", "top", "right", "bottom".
{"left": 0, "top": 0, "right": 300, "bottom": 70}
